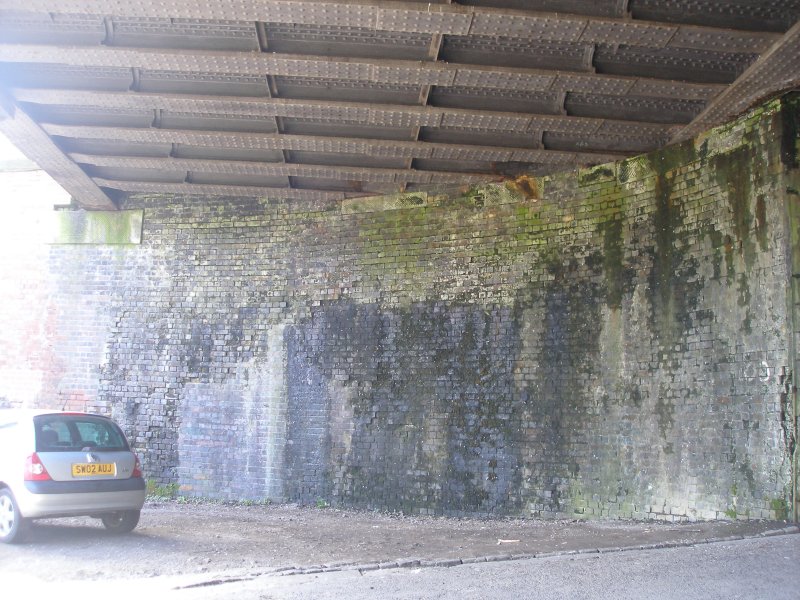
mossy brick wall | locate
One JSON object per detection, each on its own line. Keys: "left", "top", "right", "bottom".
{"left": 1, "top": 95, "right": 797, "bottom": 521}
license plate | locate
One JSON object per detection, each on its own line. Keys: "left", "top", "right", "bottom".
{"left": 72, "top": 463, "right": 116, "bottom": 477}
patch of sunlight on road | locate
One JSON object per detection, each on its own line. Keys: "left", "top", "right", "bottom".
{"left": 2, "top": 571, "right": 231, "bottom": 600}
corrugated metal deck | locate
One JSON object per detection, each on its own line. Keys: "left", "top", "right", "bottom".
{"left": 0, "top": 1, "right": 798, "bottom": 208}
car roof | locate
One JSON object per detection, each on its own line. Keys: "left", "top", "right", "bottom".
{"left": 0, "top": 408, "right": 110, "bottom": 426}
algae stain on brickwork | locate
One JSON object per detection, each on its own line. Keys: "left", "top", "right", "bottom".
{"left": 512, "top": 251, "right": 604, "bottom": 516}
{"left": 754, "top": 195, "right": 768, "bottom": 253}
{"left": 598, "top": 215, "right": 635, "bottom": 311}
{"left": 654, "top": 385, "right": 675, "bottom": 442}
{"left": 770, "top": 498, "right": 789, "bottom": 520}
{"left": 712, "top": 148, "right": 758, "bottom": 266}
{"left": 710, "top": 145, "right": 761, "bottom": 334}
{"left": 285, "top": 300, "right": 523, "bottom": 514}
{"left": 780, "top": 94, "right": 800, "bottom": 169}
{"left": 650, "top": 168, "right": 680, "bottom": 349}
{"left": 644, "top": 144, "right": 706, "bottom": 354}
{"left": 439, "top": 306, "right": 522, "bottom": 513}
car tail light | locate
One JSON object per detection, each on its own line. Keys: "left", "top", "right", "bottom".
{"left": 25, "top": 453, "right": 52, "bottom": 481}
{"left": 132, "top": 453, "right": 143, "bottom": 478}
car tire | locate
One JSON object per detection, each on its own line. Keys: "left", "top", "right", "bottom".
{"left": 101, "top": 509, "right": 140, "bottom": 534}
{"left": 0, "top": 488, "right": 29, "bottom": 544}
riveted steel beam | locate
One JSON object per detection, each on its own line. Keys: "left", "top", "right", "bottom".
{"left": 41, "top": 123, "right": 626, "bottom": 166}
{"left": 12, "top": 88, "right": 677, "bottom": 140}
{"left": 0, "top": 1, "right": 781, "bottom": 51}
{"left": 70, "top": 153, "right": 497, "bottom": 185}
{"left": 0, "top": 43, "right": 729, "bottom": 97}
{"left": 94, "top": 178, "right": 351, "bottom": 201}
{"left": 672, "top": 20, "right": 800, "bottom": 143}
{"left": 0, "top": 93, "right": 116, "bottom": 208}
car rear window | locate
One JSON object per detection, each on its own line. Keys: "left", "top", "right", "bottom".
{"left": 34, "top": 415, "right": 129, "bottom": 452}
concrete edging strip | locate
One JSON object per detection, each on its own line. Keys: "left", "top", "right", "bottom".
{"left": 172, "top": 524, "right": 800, "bottom": 591}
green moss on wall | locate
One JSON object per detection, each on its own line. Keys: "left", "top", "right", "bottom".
{"left": 770, "top": 498, "right": 789, "bottom": 520}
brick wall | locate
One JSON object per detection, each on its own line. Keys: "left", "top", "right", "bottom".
{"left": 1, "top": 95, "right": 797, "bottom": 521}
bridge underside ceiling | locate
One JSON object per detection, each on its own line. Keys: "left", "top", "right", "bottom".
{"left": 0, "top": 1, "right": 798, "bottom": 209}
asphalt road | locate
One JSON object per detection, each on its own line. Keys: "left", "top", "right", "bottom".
{"left": 6, "top": 531, "right": 798, "bottom": 600}
{"left": 1, "top": 502, "right": 783, "bottom": 582}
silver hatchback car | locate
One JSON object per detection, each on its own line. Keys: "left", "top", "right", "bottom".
{"left": 0, "top": 409, "right": 146, "bottom": 543}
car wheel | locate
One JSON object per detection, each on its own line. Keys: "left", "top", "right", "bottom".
{"left": 0, "top": 488, "right": 28, "bottom": 544}
{"left": 101, "top": 509, "right": 140, "bottom": 534}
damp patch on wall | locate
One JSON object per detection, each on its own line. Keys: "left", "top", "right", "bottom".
{"left": 50, "top": 209, "right": 143, "bottom": 244}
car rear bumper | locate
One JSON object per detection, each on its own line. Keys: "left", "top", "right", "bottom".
{"left": 16, "top": 477, "right": 146, "bottom": 519}
{"left": 25, "top": 477, "right": 145, "bottom": 494}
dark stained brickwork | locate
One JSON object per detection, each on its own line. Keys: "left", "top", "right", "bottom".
{"left": 1, "top": 95, "right": 797, "bottom": 521}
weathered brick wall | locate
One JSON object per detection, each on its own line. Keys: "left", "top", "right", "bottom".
{"left": 1, "top": 95, "right": 797, "bottom": 520}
